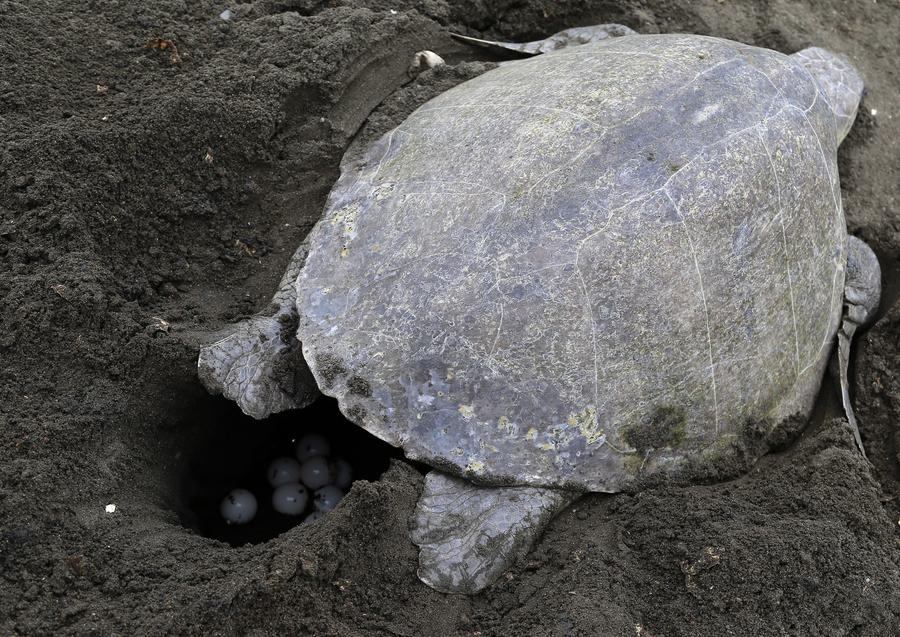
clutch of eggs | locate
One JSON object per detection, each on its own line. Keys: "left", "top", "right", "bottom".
{"left": 220, "top": 433, "right": 354, "bottom": 525}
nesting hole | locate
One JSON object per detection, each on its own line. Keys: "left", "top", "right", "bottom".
{"left": 177, "top": 395, "right": 399, "bottom": 545}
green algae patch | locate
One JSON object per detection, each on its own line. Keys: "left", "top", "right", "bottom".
{"left": 622, "top": 404, "right": 687, "bottom": 453}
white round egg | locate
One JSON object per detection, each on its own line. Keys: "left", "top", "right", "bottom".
{"left": 220, "top": 488, "right": 257, "bottom": 525}
{"left": 314, "top": 485, "right": 344, "bottom": 512}
{"left": 300, "top": 456, "right": 334, "bottom": 490}
{"left": 332, "top": 458, "right": 353, "bottom": 490}
{"left": 295, "top": 433, "right": 331, "bottom": 462}
{"left": 303, "top": 510, "right": 325, "bottom": 524}
{"left": 272, "top": 482, "right": 309, "bottom": 516}
{"left": 267, "top": 457, "right": 302, "bottom": 487}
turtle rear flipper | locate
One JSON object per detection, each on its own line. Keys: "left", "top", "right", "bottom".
{"left": 197, "top": 241, "right": 318, "bottom": 419}
{"left": 411, "top": 471, "right": 578, "bottom": 593}
{"left": 837, "top": 236, "right": 881, "bottom": 455}
{"left": 451, "top": 24, "right": 636, "bottom": 57}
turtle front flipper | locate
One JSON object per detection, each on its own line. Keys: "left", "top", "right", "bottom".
{"left": 197, "top": 240, "right": 318, "bottom": 419}
{"left": 837, "top": 236, "right": 881, "bottom": 455}
{"left": 451, "top": 24, "right": 636, "bottom": 57}
{"left": 410, "top": 471, "right": 578, "bottom": 594}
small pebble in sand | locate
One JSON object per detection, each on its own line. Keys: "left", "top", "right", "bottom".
{"left": 220, "top": 488, "right": 257, "bottom": 524}
{"left": 296, "top": 433, "right": 330, "bottom": 462}
{"left": 219, "top": 9, "right": 232, "bottom": 20}
{"left": 332, "top": 458, "right": 353, "bottom": 490}
{"left": 300, "top": 455, "right": 334, "bottom": 490}
{"left": 272, "top": 483, "right": 309, "bottom": 515}
{"left": 267, "top": 457, "right": 302, "bottom": 487}
{"left": 314, "top": 485, "right": 345, "bottom": 512}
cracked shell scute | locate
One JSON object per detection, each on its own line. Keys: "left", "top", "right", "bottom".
{"left": 295, "top": 34, "right": 847, "bottom": 491}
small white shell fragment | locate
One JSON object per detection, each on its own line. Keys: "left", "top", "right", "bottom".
{"left": 267, "top": 457, "right": 302, "bottom": 487}
{"left": 300, "top": 456, "right": 334, "bottom": 490}
{"left": 104, "top": 503, "right": 116, "bottom": 514}
{"left": 295, "top": 433, "right": 331, "bottom": 462}
{"left": 314, "top": 485, "right": 345, "bottom": 512}
{"left": 272, "top": 483, "right": 309, "bottom": 516}
{"left": 408, "top": 50, "right": 445, "bottom": 76}
{"left": 332, "top": 458, "right": 353, "bottom": 490}
{"left": 219, "top": 8, "right": 232, "bottom": 20}
{"left": 220, "top": 489, "right": 257, "bottom": 525}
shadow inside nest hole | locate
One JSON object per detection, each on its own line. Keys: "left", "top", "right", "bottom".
{"left": 174, "top": 395, "right": 402, "bottom": 546}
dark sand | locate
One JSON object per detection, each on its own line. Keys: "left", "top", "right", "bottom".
{"left": 1, "top": 1, "right": 898, "bottom": 634}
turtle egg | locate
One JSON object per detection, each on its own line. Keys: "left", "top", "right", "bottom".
{"left": 295, "top": 433, "right": 331, "bottom": 462}
{"left": 303, "top": 510, "right": 325, "bottom": 524}
{"left": 300, "top": 456, "right": 334, "bottom": 490}
{"left": 267, "top": 457, "right": 302, "bottom": 487}
{"left": 313, "top": 485, "right": 345, "bottom": 512}
{"left": 332, "top": 458, "right": 353, "bottom": 490}
{"left": 272, "top": 482, "right": 309, "bottom": 516}
{"left": 220, "top": 489, "right": 257, "bottom": 525}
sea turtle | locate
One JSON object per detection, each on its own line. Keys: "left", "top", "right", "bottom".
{"left": 198, "top": 25, "right": 882, "bottom": 593}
